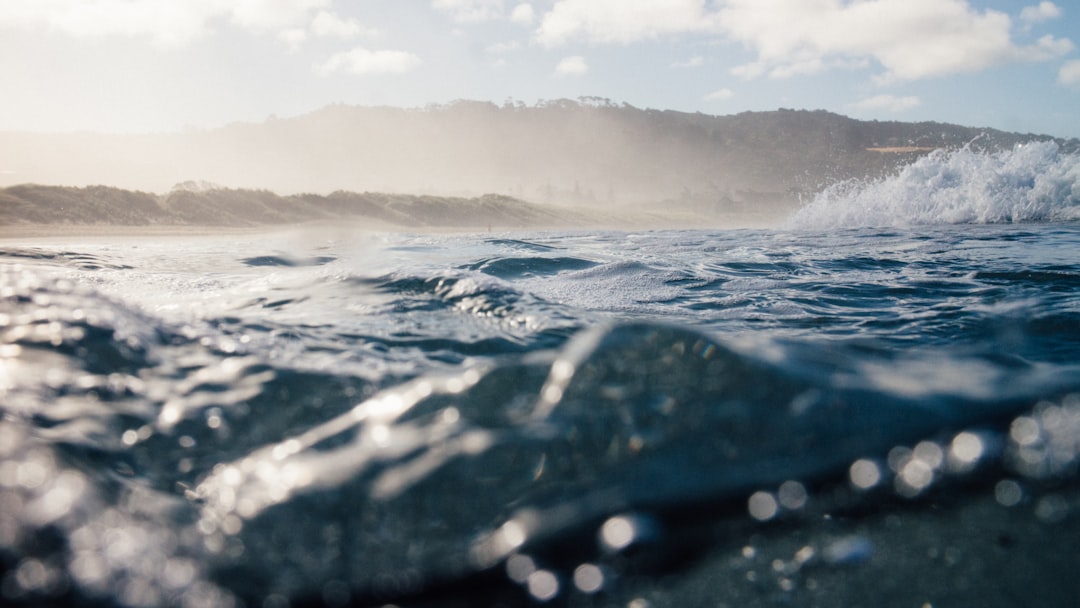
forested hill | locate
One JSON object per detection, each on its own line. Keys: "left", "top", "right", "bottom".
{"left": 1, "top": 100, "right": 1075, "bottom": 206}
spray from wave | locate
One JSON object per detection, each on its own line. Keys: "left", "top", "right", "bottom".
{"left": 791, "top": 141, "right": 1080, "bottom": 229}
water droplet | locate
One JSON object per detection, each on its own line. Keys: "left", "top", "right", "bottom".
{"left": 887, "top": 446, "right": 913, "bottom": 473}
{"left": 896, "top": 457, "right": 934, "bottom": 496}
{"left": 849, "top": 458, "right": 881, "bottom": 490}
{"left": 505, "top": 554, "right": 536, "bottom": 583}
{"left": 526, "top": 569, "right": 559, "bottom": 602}
{"left": 994, "top": 479, "right": 1023, "bottom": 507}
{"left": 913, "top": 441, "right": 944, "bottom": 469}
{"left": 948, "top": 431, "right": 985, "bottom": 471}
{"left": 600, "top": 515, "right": 638, "bottom": 552}
{"left": 778, "top": 480, "right": 808, "bottom": 510}
{"left": 1010, "top": 416, "right": 1041, "bottom": 447}
{"left": 748, "top": 491, "right": 778, "bottom": 522}
{"left": 1035, "top": 494, "right": 1068, "bottom": 523}
{"left": 573, "top": 563, "right": 605, "bottom": 594}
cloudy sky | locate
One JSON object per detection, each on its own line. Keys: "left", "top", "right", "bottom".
{"left": 2, "top": 0, "right": 1078, "bottom": 137}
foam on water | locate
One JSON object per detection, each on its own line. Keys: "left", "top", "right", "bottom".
{"left": 792, "top": 142, "right": 1080, "bottom": 229}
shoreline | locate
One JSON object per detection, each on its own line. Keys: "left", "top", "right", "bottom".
{"left": 0, "top": 213, "right": 791, "bottom": 241}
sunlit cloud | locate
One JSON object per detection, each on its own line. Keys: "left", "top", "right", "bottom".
{"left": 432, "top": 0, "right": 505, "bottom": 23}
{"left": 849, "top": 94, "right": 922, "bottom": 113}
{"left": 0, "top": 0, "right": 340, "bottom": 47}
{"left": 536, "top": 0, "right": 718, "bottom": 46}
{"left": 317, "top": 47, "right": 422, "bottom": 75}
{"left": 278, "top": 10, "right": 373, "bottom": 52}
{"left": 1020, "top": 2, "right": 1062, "bottom": 24}
{"left": 704, "top": 88, "right": 734, "bottom": 101}
{"left": 230, "top": 0, "right": 331, "bottom": 32}
{"left": 672, "top": 56, "right": 705, "bottom": 69}
{"left": 311, "top": 10, "right": 371, "bottom": 38}
{"left": 278, "top": 28, "right": 309, "bottom": 51}
{"left": 531, "top": 0, "right": 1073, "bottom": 84}
{"left": 0, "top": 0, "right": 220, "bottom": 47}
{"left": 554, "top": 55, "right": 589, "bottom": 77}
{"left": 717, "top": 0, "right": 1074, "bottom": 83}
{"left": 510, "top": 3, "right": 536, "bottom": 25}
{"left": 1059, "top": 59, "right": 1080, "bottom": 86}
{"left": 486, "top": 41, "right": 523, "bottom": 54}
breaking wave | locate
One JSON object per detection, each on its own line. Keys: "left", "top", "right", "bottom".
{"left": 792, "top": 141, "right": 1080, "bottom": 229}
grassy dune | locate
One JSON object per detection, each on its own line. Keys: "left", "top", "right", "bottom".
{"left": 0, "top": 183, "right": 784, "bottom": 236}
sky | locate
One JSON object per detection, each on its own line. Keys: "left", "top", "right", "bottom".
{"left": 1, "top": 0, "right": 1079, "bottom": 138}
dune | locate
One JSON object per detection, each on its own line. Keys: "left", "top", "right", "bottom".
{"left": 0, "top": 183, "right": 792, "bottom": 238}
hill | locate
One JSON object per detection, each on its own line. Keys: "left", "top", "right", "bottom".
{"left": 2, "top": 100, "right": 1074, "bottom": 214}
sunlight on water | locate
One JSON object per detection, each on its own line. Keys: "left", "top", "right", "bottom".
{"left": 2, "top": 222, "right": 1080, "bottom": 606}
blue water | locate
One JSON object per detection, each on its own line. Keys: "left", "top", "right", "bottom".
{"left": 2, "top": 143, "right": 1080, "bottom": 607}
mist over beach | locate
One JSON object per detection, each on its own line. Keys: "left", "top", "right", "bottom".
{"left": 3, "top": 101, "right": 1076, "bottom": 234}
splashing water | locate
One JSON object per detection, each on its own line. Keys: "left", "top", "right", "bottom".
{"left": 792, "top": 142, "right": 1080, "bottom": 228}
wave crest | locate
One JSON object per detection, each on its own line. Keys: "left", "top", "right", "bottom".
{"left": 792, "top": 141, "right": 1080, "bottom": 229}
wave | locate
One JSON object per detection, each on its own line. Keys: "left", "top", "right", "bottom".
{"left": 791, "top": 141, "right": 1080, "bottom": 229}
{"left": 5, "top": 230, "right": 1080, "bottom": 606}
{"left": 4, "top": 276, "right": 1073, "bottom": 604}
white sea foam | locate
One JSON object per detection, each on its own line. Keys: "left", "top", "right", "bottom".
{"left": 792, "top": 142, "right": 1080, "bottom": 229}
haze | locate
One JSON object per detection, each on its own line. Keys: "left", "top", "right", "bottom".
{"left": 1, "top": 1, "right": 1077, "bottom": 138}
{"left": 1, "top": 0, "right": 1079, "bottom": 221}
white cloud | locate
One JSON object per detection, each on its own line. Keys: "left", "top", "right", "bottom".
{"left": 532, "top": 0, "right": 1073, "bottom": 83}
{"left": 486, "top": 41, "right": 522, "bottom": 54}
{"left": 0, "top": 0, "right": 335, "bottom": 47}
{"left": 554, "top": 55, "right": 589, "bottom": 76}
{"left": 311, "top": 10, "right": 369, "bottom": 38}
{"left": 1020, "top": 2, "right": 1062, "bottom": 24}
{"left": 717, "top": 0, "right": 1074, "bottom": 83}
{"left": 510, "top": 3, "right": 535, "bottom": 25}
{"left": 1059, "top": 59, "right": 1080, "bottom": 86}
{"left": 317, "top": 47, "right": 422, "bottom": 75}
{"left": 0, "top": 0, "right": 219, "bottom": 46}
{"left": 704, "top": 88, "right": 734, "bottom": 101}
{"left": 849, "top": 94, "right": 922, "bottom": 113}
{"left": 432, "top": 0, "right": 540, "bottom": 25}
{"left": 278, "top": 28, "right": 308, "bottom": 51}
{"left": 536, "top": 0, "right": 718, "bottom": 46}
{"left": 432, "top": 0, "right": 505, "bottom": 23}
{"left": 277, "top": 10, "right": 374, "bottom": 51}
{"left": 672, "top": 55, "right": 705, "bottom": 69}
{"left": 230, "top": 0, "right": 330, "bottom": 31}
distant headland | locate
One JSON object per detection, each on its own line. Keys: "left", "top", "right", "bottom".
{"left": 1, "top": 99, "right": 1076, "bottom": 232}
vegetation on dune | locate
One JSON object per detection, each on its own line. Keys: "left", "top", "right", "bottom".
{"left": 0, "top": 184, "right": 599, "bottom": 229}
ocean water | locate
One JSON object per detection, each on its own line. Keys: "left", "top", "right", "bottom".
{"left": 2, "top": 142, "right": 1080, "bottom": 607}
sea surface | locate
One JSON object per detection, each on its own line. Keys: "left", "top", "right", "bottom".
{"left": 2, "top": 143, "right": 1080, "bottom": 607}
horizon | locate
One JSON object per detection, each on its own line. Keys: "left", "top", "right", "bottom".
{"left": 5, "top": 99, "right": 1077, "bottom": 143}
{"left": 1, "top": 1, "right": 1079, "bottom": 139}
{"left": 5, "top": 99, "right": 1055, "bottom": 197}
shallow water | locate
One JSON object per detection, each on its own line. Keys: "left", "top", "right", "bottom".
{"left": 2, "top": 144, "right": 1080, "bottom": 607}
